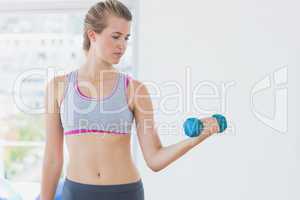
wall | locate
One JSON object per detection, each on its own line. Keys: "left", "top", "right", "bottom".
{"left": 134, "top": 0, "right": 299, "bottom": 199}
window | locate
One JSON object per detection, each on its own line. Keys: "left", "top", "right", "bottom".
{"left": 0, "top": 1, "right": 136, "bottom": 199}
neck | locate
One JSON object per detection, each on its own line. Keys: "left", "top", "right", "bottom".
{"left": 80, "top": 50, "right": 118, "bottom": 80}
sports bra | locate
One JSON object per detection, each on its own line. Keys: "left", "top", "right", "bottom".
{"left": 59, "top": 69, "right": 134, "bottom": 136}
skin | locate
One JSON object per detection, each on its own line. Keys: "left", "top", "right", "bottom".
{"left": 40, "top": 15, "right": 220, "bottom": 199}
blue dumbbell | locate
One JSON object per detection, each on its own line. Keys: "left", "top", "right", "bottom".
{"left": 183, "top": 114, "right": 227, "bottom": 137}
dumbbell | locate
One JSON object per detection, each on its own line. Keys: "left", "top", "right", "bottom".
{"left": 183, "top": 114, "right": 227, "bottom": 137}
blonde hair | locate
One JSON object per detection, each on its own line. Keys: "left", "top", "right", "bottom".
{"left": 83, "top": 0, "right": 132, "bottom": 53}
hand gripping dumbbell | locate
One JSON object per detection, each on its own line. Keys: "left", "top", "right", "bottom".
{"left": 183, "top": 114, "right": 227, "bottom": 137}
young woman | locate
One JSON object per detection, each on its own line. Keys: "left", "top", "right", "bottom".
{"left": 40, "top": 0, "right": 220, "bottom": 199}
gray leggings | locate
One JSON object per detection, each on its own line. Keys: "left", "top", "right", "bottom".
{"left": 62, "top": 178, "right": 144, "bottom": 200}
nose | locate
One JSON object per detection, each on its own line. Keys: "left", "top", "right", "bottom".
{"left": 116, "top": 38, "right": 127, "bottom": 51}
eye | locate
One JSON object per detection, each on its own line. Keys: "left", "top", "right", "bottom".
{"left": 112, "top": 35, "right": 130, "bottom": 41}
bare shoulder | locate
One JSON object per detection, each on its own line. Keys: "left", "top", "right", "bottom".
{"left": 124, "top": 75, "right": 146, "bottom": 113}
{"left": 46, "top": 73, "right": 70, "bottom": 108}
{"left": 131, "top": 79, "right": 149, "bottom": 96}
{"left": 56, "top": 73, "right": 70, "bottom": 108}
{"left": 125, "top": 76, "right": 152, "bottom": 115}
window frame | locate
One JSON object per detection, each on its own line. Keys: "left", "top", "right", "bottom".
{"left": 0, "top": 0, "right": 133, "bottom": 13}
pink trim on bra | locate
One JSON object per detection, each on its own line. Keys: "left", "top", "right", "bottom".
{"left": 64, "top": 129, "right": 129, "bottom": 135}
{"left": 75, "top": 70, "right": 121, "bottom": 101}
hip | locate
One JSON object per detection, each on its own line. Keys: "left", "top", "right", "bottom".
{"left": 62, "top": 177, "right": 144, "bottom": 200}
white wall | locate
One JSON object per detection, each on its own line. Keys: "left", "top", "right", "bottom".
{"left": 135, "top": 0, "right": 299, "bottom": 199}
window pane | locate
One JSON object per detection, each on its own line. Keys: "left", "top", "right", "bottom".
{"left": 3, "top": 146, "right": 53, "bottom": 181}
{"left": 0, "top": 11, "right": 135, "bottom": 199}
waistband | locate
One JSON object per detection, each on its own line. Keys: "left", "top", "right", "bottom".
{"left": 64, "top": 178, "right": 143, "bottom": 193}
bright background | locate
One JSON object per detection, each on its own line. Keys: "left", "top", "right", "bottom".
{"left": 0, "top": 0, "right": 299, "bottom": 200}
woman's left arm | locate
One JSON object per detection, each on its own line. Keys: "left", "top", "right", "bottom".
{"left": 130, "top": 79, "right": 219, "bottom": 172}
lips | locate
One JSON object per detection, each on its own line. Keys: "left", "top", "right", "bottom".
{"left": 113, "top": 53, "right": 123, "bottom": 57}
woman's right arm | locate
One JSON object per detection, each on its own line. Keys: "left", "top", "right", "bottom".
{"left": 40, "top": 76, "right": 64, "bottom": 200}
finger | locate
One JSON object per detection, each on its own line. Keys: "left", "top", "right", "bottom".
{"left": 201, "top": 117, "right": 218, "bottom": 133}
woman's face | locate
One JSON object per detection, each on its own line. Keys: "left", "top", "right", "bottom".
{"left": 89, "top": 15, "right": 131, "bottom": 65}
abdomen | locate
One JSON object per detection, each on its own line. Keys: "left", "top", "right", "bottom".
{"left": 65, "top": 133, "right": 141, "bottom": 185}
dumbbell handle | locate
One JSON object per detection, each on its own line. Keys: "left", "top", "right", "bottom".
{"left": 183, "top": 114, "right": 227, "bottom": 137}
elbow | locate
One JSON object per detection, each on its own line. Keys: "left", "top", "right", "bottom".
{"left": 43, "top": 160, "right": 63, "bottom": 174}
{"left": 147, "top": 147, "right": 163, "bottom": 172}
{"left": 147, "top": 163, "right": 161, "bottom": 172}
{"left": 147, "top": 160, "right": 162, "bottom": 172}
{"left": 151, "top": 166, "right": 161, "bottom": 172}
{"left": 50, "top": 160, "right": 64, "bottom": 168}
{"left": 43, "top": 155, "right": 64, "bottom": 169}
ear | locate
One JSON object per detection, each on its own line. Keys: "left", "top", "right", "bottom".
{"left": 87, "top": 29, "right": 96, "bottom": 42}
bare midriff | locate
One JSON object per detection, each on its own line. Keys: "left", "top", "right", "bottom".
{"left": 65, "top": 132, "right": 141, "bottom": 185}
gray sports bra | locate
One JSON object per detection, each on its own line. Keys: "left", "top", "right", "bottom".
{"left": 59, "top": 69, "right": 134, "bottom": 136}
